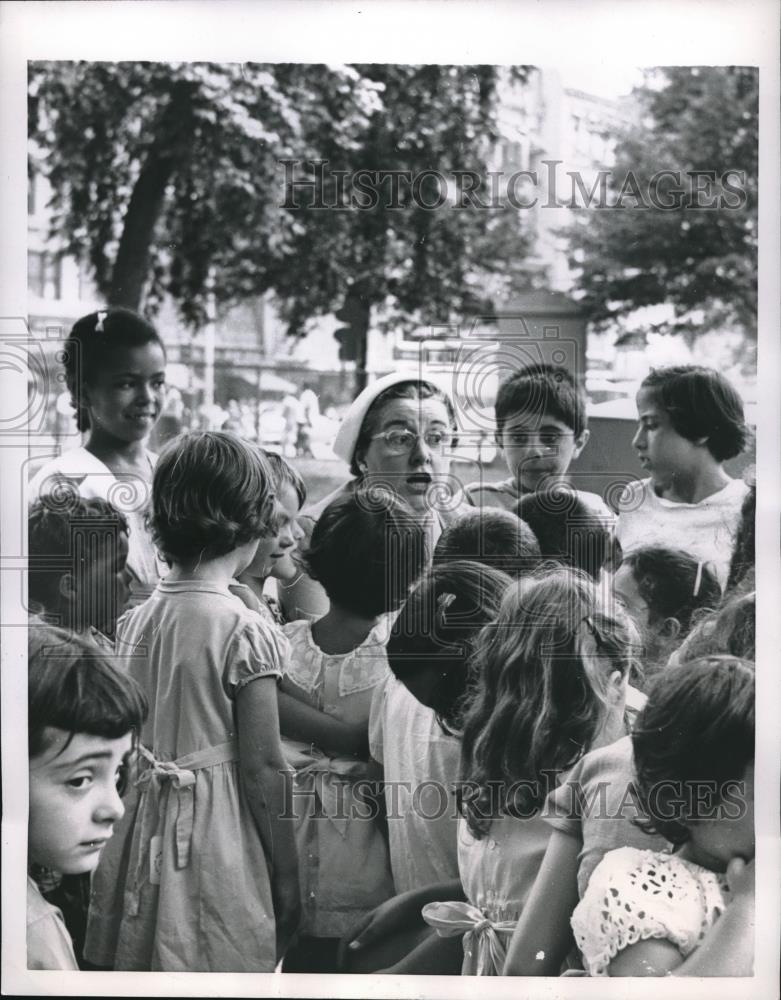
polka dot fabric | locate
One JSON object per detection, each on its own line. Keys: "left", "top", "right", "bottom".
{"left": 571, "top": 846, "right": 730, "bottom": 976}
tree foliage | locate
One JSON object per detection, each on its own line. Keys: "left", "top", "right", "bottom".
{"left": 568, "top": 67, "right": 758, "bottom": 338}
{"left": 29, "top": 62, "right": 533, "bottom": 337}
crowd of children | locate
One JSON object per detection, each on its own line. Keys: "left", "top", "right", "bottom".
{"left": 25, "top": 307, "right": 757, "bottom": 978}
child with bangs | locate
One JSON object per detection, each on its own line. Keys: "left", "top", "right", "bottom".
{"left": 27, "top": 626, "right": 147, "bottom": 969}
{"left": 84, "top": 432, "right": 299, "bottom": 972}
{"left": 618, "top": 365, "right": 751, "bottom": 590}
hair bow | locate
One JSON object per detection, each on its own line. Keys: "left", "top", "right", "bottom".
{"left": 95, "top": 310, "right": 108, "bottom": 333}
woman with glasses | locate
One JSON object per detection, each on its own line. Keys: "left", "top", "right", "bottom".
{"left": 279, "top": 372, "right": 473, "bottom": 622}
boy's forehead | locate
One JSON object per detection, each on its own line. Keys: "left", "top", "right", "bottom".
{"left": 502, "top": 410, "right": 571, "bottom": 432}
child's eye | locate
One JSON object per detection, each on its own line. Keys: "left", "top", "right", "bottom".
{"left": 66, "top": 774, "right": 92, "bottom": 790}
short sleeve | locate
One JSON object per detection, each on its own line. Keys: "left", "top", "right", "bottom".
{"left": 542, "top": 757, "right": 586, "bottom": 839}
{"left": 571, "top": 847, "right": 706, "bottom": 976}
{"left": 223, "top": 619, "right": 287, "bottom": 698}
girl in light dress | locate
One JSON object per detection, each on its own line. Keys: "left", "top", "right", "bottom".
{"left": 417, "top": 569, "right": 639, "bottom": 975}
{"left": 571, "top": 655, "right": 755, "bottom": 976}
{"left": 84, "top": 432, "right": 299, "bottom": 971}
{"left": 617, "top": 365, "right": 751, "bottom": 590}
{"left": 279, "top": 488, "right": 428, "bottom": 972}
{"left": 28, "top": 308, "right": 168, "bottom": 607}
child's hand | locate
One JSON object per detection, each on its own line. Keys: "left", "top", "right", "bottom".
{"left": 726, "top": 856, "right": 754, "bottom": 901}
{"left": 340, "top": 890, "right": 424, "bottom": 958}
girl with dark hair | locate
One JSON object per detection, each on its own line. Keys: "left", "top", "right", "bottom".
{"left": 617, "top": 365, "right": 751, "bottom": 590}
{"left": 571, "top": 656, "right": 755, "bottom": 977}
{"left": 279, "top": 371, "right": 471, "bottom": 621}
{"left": 27, "top": 626, "right": 147, "bottom": 970}
{"left": 28, "top": 308, "right": 168, "bottom": 606}
{"left": 84, "top": 432, "right": 300, "bottom": 972}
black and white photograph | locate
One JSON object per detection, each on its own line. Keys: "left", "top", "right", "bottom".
{"left": 1, "top": 1, "right": 779, "bottom": 997}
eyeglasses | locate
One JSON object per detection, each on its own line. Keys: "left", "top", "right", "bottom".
{"left": 370, "top": 428, "right": 454, "bottom": 456}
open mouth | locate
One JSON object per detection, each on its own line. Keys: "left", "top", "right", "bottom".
{"left": 406, "top": 472, "right": 432, "bottom": 493}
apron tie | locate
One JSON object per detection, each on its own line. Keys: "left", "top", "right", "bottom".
{"left": 124, "top": 741, "right": 238, "bottom": 916}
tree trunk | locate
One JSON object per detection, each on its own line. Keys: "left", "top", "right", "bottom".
{"left": 108, "top": 82, "right": 195, "bottom": 310}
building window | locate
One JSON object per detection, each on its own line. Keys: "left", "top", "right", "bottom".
{"left": 28, "top": 251, "right": 62, "bottom": 300}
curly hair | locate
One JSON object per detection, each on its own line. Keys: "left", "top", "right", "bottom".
{"left": 28, "top": 625, "right": 147, "bottom": 767}
{"left": 640, "top": 365, "right": 750, "bottom": 461}
{"left": 725, "top": 480, "right": 755, "bottom": 594}
{"left": 631, "top": 656, "right": 754, "bottom": 845}
{"left": 62, "top": 308, "right": 165, "bottom": 432}
{"left": 458, "top": 568, "right": 639, "bottom": 837}
{"left": 388, "top": 560, "right": 511, "bottom": 734}
{"left": 676, "top": 587, "right": 755, "bottom": 663}
{"left": 149, "top": 431, "right": 276, "bottom": 566}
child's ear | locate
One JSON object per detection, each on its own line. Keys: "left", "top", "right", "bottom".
{"left": 659, "top": 616, "right": 682, "bottom": 640}
{"left": 607, "top": 668, "right": 627, "bottom": 703}
{"left": 58, "top": 573, "right": 77, "bottom": 603}
{"left": 571, "top": 428, "right": 590, "bottom": 460}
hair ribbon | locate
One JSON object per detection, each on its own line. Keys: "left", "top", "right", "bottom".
{"left": 436, "top": 592, "right": 457, "bottom": 626}
{"left": 95, "top": 310, "right": 108, "bottom": 332}
{"left": 693, "top": 561, "right": 703, "bottom": 597}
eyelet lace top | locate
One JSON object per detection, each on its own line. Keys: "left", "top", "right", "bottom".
{"left": 571, "top": 846, "right": 730, "bottom": 976}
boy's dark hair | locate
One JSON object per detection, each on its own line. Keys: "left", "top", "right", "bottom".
{"left": 495, "top": 364, "right": 586, "bottom": 437}
{"left": 304, "top": 488, "right": 427, "bottom": 617}
{"left": 433, "top": 509, "right": 541, "bottom": 579}
{"left": 725, "top": 481, "right": 755, "bottom": 594}
{"left": 63, "top": 308, "right": 165, "bottom": 432}
{"left": 28, "top": 625, "right": 148, "bottom": 760}
{"left": 150, "top": 431, "right": 276, "bottom": 566}
{"left": 351, "top": 380, "right": 457, "bottom": 478}
{"left": 263, "top": 450, "right": 307, "bottom": 509}
{"left": 620, "top": 547, "right": 721, "bottom": 634}
{"left": 632, "top": 655, "right": 754, "bottom": 845}
{"left": 388, "top": 560, "right": 511, "bottom": 733}
{"left": 641, "top": 365, "right": 750, "bottom": 461}
{"left": 28, "top": 497, "right": 129, "bottom": 627}
{"left": 516, "top": 486, "right": 611, "bottom": 581}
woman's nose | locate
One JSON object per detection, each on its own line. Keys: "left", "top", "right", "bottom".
{"left": 278, "top": 523, "right": 295, "bottom": 548}
{"left": 632, "top": 427, "right": 644, "bottom": 450}
{"left": 408, "top": 434, "right": 431, "bottom": 465}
